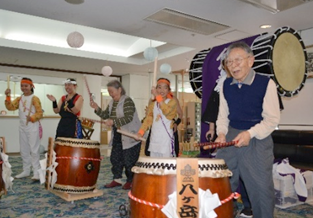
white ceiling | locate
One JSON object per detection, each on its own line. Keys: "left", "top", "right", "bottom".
{"left": 1, "top": 0, "right": 313, "bottom": 79}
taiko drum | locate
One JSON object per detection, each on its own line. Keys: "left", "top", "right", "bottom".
{"left": 53, "top": 137, "right": 101, "bottom": 193}
{"left": 129, "top": 157, "right": 233, "bottom": 218}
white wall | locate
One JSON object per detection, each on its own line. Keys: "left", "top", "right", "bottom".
{"left": 0, "top": 117, "right": 59, "bottom": 153}
{"left": 122, "top": 74, "right": 150, "bottom": 120}
{"left": 279, "top": 78, "right": 313, "bottom": 130}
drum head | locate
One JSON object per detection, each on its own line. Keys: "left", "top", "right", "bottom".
{"left": 272, "top": 30, "right": 307, "bottom": 95}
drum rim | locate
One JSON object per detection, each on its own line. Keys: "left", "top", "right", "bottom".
{"left": 270, "top": 26, "right": 308, "bottom": 97}
{"left": 136, "top": 156, "right": 226, "bottom": 163}
{"left": 189, "top": 48, "right": 211, "bottom": 99}
{"left": 132, "top": 157, "right": 232, "bottom": 178}
{"left": 55, "top": 137, "right": 100, "bottom": 148}
{"left": 56, "top": 137, "right": 100, "bottom": 144}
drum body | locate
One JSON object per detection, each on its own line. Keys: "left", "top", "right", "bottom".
{"left": 53, "top": 137, "right": 101, "bottom": 193}
{"left": 130, "top": 157, "right": 233, "bottom": 218}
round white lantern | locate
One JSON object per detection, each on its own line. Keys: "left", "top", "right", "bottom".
{"left": 101, "top": 66, "right": 113, "bottom": 77}
{"left": 67, "top": 31, "right": 84, "bottom": 48}
{"left": 160, "top": 63, "right": 172, "bottom": 74}
{"left": 143, "top": 47, "right": 158, "bottom": 61}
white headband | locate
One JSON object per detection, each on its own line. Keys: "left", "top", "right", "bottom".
{"left": 63, "top": 79, "right": 77, "bottom": 85}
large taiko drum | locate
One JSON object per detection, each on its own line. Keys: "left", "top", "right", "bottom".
{"left": 129, "top": 157, "right": 233, "bottom": 218}
{"left": 53, "top": 137, "right": 101, "bottom": 193}
{"left": 251, "top": 26, "right": 308, "bottom": 97}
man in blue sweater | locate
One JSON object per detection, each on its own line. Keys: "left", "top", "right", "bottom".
{"left": 215, "top": 41, "right": 280, "bottom": 218}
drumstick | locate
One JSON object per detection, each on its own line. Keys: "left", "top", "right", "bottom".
{"left": 117, "top": 129, "right": 146, "bottom": 142}
{"left": 194, "top": 141, "right": 237, "bottom": 150}
{"left": 7, "top": 75, "right": 10, "bottom": 89}
{"left": 83, "top": 75, "right": 92, "bottom": 103}
{"left": 78, "top": 116, "right": 107, "bottom": 125}
{"left": 151, "top": 57, "right": 158, "bottom": 100}
{"left": 7, "top": 75, "right": 11, "bottom": 89}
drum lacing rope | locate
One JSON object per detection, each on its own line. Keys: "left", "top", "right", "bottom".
{"left": 56, "top": 156, "right": 103, "bottom": 161}
{"left": 128, "top": 191, "right": 240, "bottom": 209}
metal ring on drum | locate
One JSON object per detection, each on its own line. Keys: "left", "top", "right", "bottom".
{"left": 251, "top": 26, "right": 308, "bottom": 97}
{"left": 53, "top": 137, "right": 101, "bottom": 194}
{"left": 129, "top": 157, "right": 234, "bottom": 218}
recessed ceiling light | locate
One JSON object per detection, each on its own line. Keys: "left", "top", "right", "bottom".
{"left": 260, "top": 24, "right": 272, "bottom": 29}
{"left": 65, "top": 0, "right": 84, "bottom": 4}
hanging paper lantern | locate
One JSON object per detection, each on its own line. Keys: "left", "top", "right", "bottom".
{"left": 101, "top": 66, "right": 113, "bottom": 77}
{"left": 160, "top": 63, "right": 172, "bottom": 74}
{"left": 67, "top": 31, "right": 84, "bottom": 48}
{"left": 143, "top": 47, "right": 158, "bottom": 61}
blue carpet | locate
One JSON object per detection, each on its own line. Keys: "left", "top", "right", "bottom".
{"left": 1, "top": 156, "right": 313, "bottom": 218}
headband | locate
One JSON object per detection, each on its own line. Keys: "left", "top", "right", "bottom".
{"left": 21, "top": 79, "right": 35, "bottom": 88}
{"left": 63, "top": 79, "right": 77, "bottom": 85}
{"left": 157, "top": 79, "right": 170, "bottom": 86}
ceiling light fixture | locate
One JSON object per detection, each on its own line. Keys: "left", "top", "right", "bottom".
{"left": 260, "top": 24, "right": 272, "bottom": 29}
{"left": 65, "top": 0, "right": 84, "bottom": 4}
{"left": 239, "top": 0, "right": 280, "bottom": 14}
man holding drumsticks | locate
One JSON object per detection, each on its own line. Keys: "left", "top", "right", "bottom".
{"left": 215, "top": 41, "right": 280, "bottom": 218}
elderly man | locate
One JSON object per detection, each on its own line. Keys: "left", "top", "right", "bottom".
{"left": 215, "top": 41, "right": 280, "bottom": 218}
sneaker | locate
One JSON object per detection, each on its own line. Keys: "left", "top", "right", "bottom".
{"left": 239, "top": 207, "right": 253, "bottom": 218}
{"left": 104, "top": 180, "right": 122, "bottom": 188}
{"left": 122, "top": 182, "right": 132, "bottom": 190}
{"left": 15, "top": 171, "right": 30, "bottom": 179}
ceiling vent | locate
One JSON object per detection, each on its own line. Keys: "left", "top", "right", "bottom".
{"left": 144, "top": 8, "right": 229, "bottom": 35}
{"left": 239, "top": 0, "right": 312, "bottom": 14}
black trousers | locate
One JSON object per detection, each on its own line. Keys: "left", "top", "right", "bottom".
{"left": 110, "top": 128, "right": 141, "bottom": 183}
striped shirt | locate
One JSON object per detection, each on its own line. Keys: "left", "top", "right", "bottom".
{"left": 95, "top": 97, "right": 136, "bottom": 128}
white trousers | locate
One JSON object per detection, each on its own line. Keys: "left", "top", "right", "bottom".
{"left": 19, "top": 122, "right": 41, "bottom": 175}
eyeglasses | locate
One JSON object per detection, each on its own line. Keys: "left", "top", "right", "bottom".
{"left": 225, "top": 56, "right": 250, "bottom": 67}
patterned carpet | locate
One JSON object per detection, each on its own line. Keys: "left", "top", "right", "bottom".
{"left": 1, "top": 155, "right": 313, "bottom": 218}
